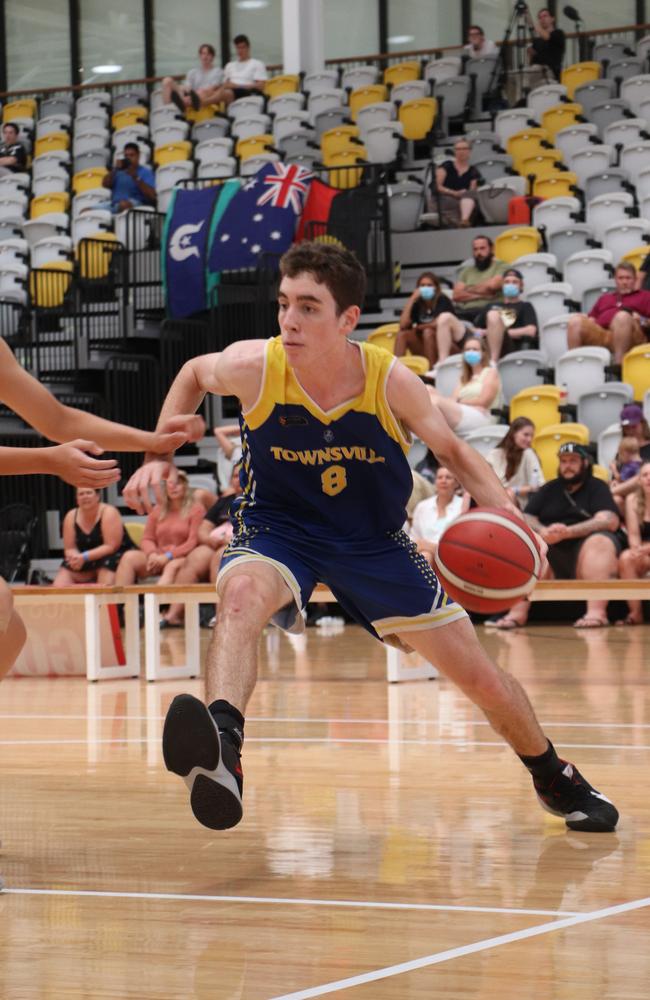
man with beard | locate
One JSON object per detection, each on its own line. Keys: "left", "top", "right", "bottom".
{"left": 492, "top": 443, "right": 621, "bottom": 630}
{"left": 566, "top": 263, "right": 650, "bottom": 364}
{"left": 434, "top": 235, "right": 507, "bottom": 364}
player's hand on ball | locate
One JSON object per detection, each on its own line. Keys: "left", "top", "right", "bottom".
{"left": 123, "top": 460, "right": 177, "bottom": 514}
{"left": 47, "top": 441, "right": 120, "bottom": 488}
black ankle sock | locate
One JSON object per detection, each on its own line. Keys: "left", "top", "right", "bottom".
{"left": 208, "top": 699, "right": 245, "bottom": 751}
{"left": 518, "top": 740, "right": 563, "bottom": 786}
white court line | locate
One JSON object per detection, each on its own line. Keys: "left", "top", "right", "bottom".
{"left": 0, "top": 887, "right": 577, "bottom": 918}
{"left": 1, "top": 736, "right": 650, "bottom": 751}
{"left": 268, "top": 895, "right": 650, "bottom": 1000}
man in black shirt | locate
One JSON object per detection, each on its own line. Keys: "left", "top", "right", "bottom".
{"left": 493, "top": 442, "right": 621, "bottom": 629}
{"left": 0, "top": 122, "right": 27, "bottom": 176}
{"left": 479, "top": 269, "right": 538, "bottom": 362}
{"left": 527, "top": 7, "right": 566, "bottom": 81}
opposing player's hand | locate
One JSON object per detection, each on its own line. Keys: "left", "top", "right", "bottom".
{"left": 47, "top": 441, "right": 120, "bottom": 488}
{"left": 123, "top": 460, "right": 177, "bottom": 513}
{"left": 156, "top": 414, "right": 206, "bottom": 446}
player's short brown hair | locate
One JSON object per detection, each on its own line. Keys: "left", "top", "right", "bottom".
{"left": 279, "top": 241, "right": 367, "bottom": 315}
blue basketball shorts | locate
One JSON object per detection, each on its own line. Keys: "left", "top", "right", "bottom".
{"left": 217, "top": 525, "right": 467, "bottom": 646}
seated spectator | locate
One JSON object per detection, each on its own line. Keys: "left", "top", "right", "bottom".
{"left": 492, "top": 442, "right": 621, "bottom": 630}
{"left": 617, "top": 461, "right": 650, "bottom": 625}
{"left": 605, "top": 403, "right": 650, "bottom": 503}
{"left": 428, "top": 334, "right": 501, "bottom": 435}
{"left": 464, "top": 25, "right": 498, "bottom": 58}
{"left": 0, "top": 122, "right": 27, "bottom": 176}
{"left": 527, "top": 7, "right": 565, "bottom": 81}
{"left": 161, "top": 463, "right": 241, "bottom": 627}
{"left": 610, "top": 435, "right": 643, "bottom": 514}
{"left": 410, "top": 465, "right": 470, "bottom": 565}
{"left": 480, "top": 268, "right": 538, "bottom": 362}
{"left": 99, "top": 143, "right": 156, "bottom": 214}
{"left": 191, "top": 34, "right": 267, "bottom": 109}
{"left": 53, "top": 488, "right": 128, "bottom": 586}
{"left": 115, "top": 471, "right": 204, "bottom": 593}
{"left": 395, "top": 272, "right": 455, "bottom": 368}
{"left": 432, "top": 139, "right": 480, "bottom": 227}
{"left": 406, "top": 468, "right": 436, "bottom": 527}
{"left": 566, "top": 263, "right": 650, "bottom": 364}
{"left": 162, "top": 43, "right": 223, "bottom": 114}
{"left": 486, "top": 417, "right": 544, "bottom": 507}
{"left": 435, "top": 236, "right": 507, "bottom": 360}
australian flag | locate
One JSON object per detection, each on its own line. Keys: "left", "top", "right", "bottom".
{"left": 207, "top": 162, "right": 313, "bottom": 275}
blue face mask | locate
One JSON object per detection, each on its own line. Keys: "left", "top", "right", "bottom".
{"left": 464, "top": 349, "right": 482, "bottom": 365}
{"left": 419, "top": 285, "right": 435, "bottom": 300}
{"left": 503, "top": 282, "right": 520, "bottom": 298}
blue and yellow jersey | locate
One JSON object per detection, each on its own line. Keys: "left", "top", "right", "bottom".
{"left": 231, "top": 337, "right": 413, "bottom": 541}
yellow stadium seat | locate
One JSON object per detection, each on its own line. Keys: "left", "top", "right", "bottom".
{"left": 520, "top": 150, "right": 565, "bottom": 183}
{"left": 506, "top": 128, "right": 551, "bottom": 170}
{"left": 326, "top": 147, "right": 367, "bottom": 189}
{"left": 30, "top": 192, "right": 70, "bottom": 219}
{"left": 34, "top": 131, "right": 70, "bottom": 157}
{"left": 111, "top": 106, "right": 149, "bottom": 130}
{"left": 622, "top": 344, "right": 650, "bottom": 400}
{"left": 592, "top": 464, "right": 609, "bottom": 482}
{"left": 76, "top": 232, "right": 119, "bottom": 280}
{"left": 494, "top": 226, "right": 542, "bottom": 263}
{"left": 72, "top": 168, "right": 108, "bottom": 195}
{"left": 3, "top": 98, "right": 37, "bottom": 122}
{"left": 29, "top": 261, "right": 74, "bottom": 309}
{"left": 622, "top": 246, "right": 650, "bottom": 271}
{"left": 398, "top": 98, "right": 437, "bottom": 140}
{"left": 124, "top": 522, "right": 145, "bottom": 547}
{"left": 541, "top": 103, "right": 584, "bottom": 140}
{"left": 367, "top": 323, "right": 400, "bottom": 353}
{"left": 533, "top": 172, "right": 578, "bottom": 199}
{"left": 509, "top": 385, "right": 562, "bottom": 432}
{"left": 153, "top": 140, "right": 192, "bottom": 166}
{"left": 320, "top": 125, "right": 362, "bottom": 160}
{"left": 348, "top": 85, "right": 389, "bottom": 121}
{"left": 561, "top": 61, "right": 601, "bottom": 100}
{"left": 384, "top": 61, "right": 421, "bottom": 87}
{"left": 533, "top": 422, "right": 590, "bottom": 481}
{"left": 185, "top": 104, "right": 223, "bottom": 122}
{"left": 264, "top": 74, "right": 300, "bottom": 98}
{"left": 399, "top": 354, "right": 429, "bottom": 375}
{"left": 235, "top": 134, "right": 274, "bottom": 160}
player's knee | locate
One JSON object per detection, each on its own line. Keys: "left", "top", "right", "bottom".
{"left": 219, "top": 572, "right": 278, "bottom": 620}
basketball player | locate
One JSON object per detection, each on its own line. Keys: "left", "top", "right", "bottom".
{"left": 125, "top": 242, "right": 619, "bottom": 834}
{"left": 0, "top": 334, "right": 204, "bottom": 682}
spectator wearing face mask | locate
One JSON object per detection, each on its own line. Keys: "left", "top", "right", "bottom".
{"left": 427, "top": 334, "right": 501, "bottom": 435}
{"left": 478, "top": 268, "right": 538, "bottom": 363}
{"left": 435, "top": 236, "right": 507, "bottom": 363}
{"left": 395, "top": 272, "right": 455, "bottom": 367}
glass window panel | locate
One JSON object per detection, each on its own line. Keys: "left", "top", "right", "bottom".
{"left": 154, "top": 1, "right": 222, "bottom": 78}
{"left": 323, "top": 0, "right": 380, "bottom": 60}
{"left": 468, "top": 1, "right": 527, "bottom": 49}
{"left": 230, "top": 0, "right": 282, "bottom": 70}
{"left": 5, "top": 0, "right": 71, "bottom": 90}
{"left": 79, "top": 0, "right": 145, "bottom": 84}
{"left": 387, "top": 0, "right": 462, "bottom": 54}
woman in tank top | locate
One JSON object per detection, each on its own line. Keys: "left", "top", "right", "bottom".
{"left": 426, "top": 334, "right": 500, "bottom": 436}
{"left": 53, "top": 488, "right": 127, "bottom": 586}
{"left": 617, "top": 461, "right": 650, "bottom": 625}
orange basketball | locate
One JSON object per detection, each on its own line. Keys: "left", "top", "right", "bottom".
{"left": 434, "top": 507, "right": 542, "bottom": 614}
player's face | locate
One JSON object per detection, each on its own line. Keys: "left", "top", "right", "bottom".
{"left": 278, "top": 273, "right": 358, "bottom": 366}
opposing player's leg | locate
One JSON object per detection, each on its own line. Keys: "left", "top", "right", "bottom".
{"left": 0, "top": 577, "right": 27, "bottom": 682}
{"left": 402, "top": 618, "right": 619, "bottom": 832}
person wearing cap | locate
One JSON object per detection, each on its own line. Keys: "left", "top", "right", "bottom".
{"left": 603, "top": 403, "right": 650, "bottom": 503}
{"left": 492, "top": 441, "right": 621, "bottom": 629}
{"left": 478, "top": 269, "right": 538, "bottom": 363}
{"left": 566, "top": 263, "right": 650, "bottom": 364}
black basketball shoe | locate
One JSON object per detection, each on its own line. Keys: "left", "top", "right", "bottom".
{"left": 162, "top": 694, "right": 243, "bottom": 830}
{"left": 534, "top": 760, "right": 619, "bottom": 832}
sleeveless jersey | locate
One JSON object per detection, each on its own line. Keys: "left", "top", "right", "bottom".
{"left": 231, "top": 337, "right": 412, "bottom": 541}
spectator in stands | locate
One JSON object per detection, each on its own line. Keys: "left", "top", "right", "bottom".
{"left": 526, "top": 7, "right": 566, "bottom": 81}
{"left": 100, "top": 143, "right": 156, "bottom": 214}
{"left": 480, "top": 268, "right": 539, "bottom": 362}
{"left": 486, "top": 417, "right": 545, "bottom": 507}
{"left": 161, "top": 463, "right": 241, "bottom": 627}
{"left": 492, "top": 442, "right": 622, "bottom": 629}
{"left": 617, "top": 461, "right": 650, "bottom": 625}
{"left": 464, "top": 25, "right": 498, "bottom": 58}
{"left": 410, "top": 466, "right": 470, "bottom": 565}
{"left": 610, "top": 436, "right": 643, "bottom": 514}
{"left": 435, "top": 236, "right": 507, "bottom": 361}
{"left": 115, "top": 471, "right": 205, "bottom": 595}
{"left": 0, "top": 122, "right": 27, "bottom": 176}
{"left": 162, "top": 43, "right": 223, "bottom": 113}
{"left": 603, "top": 403, "right": 650, "bottom": 503}
{"left": 52, "top": 488, "right": 128, "bottom": 586}
{"left": 433, "top": 139, "right": 480, "bottom": 227}
{"left": 566, "top": 263, "right": 650, "bottom": 364}
{"left": 395, "top": 272, "right": 455, "bottom": 367}
{"left": 428, "top": 334, "right": 501, "bottom": 435}
{"left": 192, "top": 34, "right": 267, "bottom": 109}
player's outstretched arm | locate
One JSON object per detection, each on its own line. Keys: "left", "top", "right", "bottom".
{"left": 0, "top": 441, "right": 121, "bottom": 488}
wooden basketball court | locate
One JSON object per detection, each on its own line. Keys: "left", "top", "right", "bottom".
{"left": 1, "top": 622, "right": 649, "bottom": 998}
